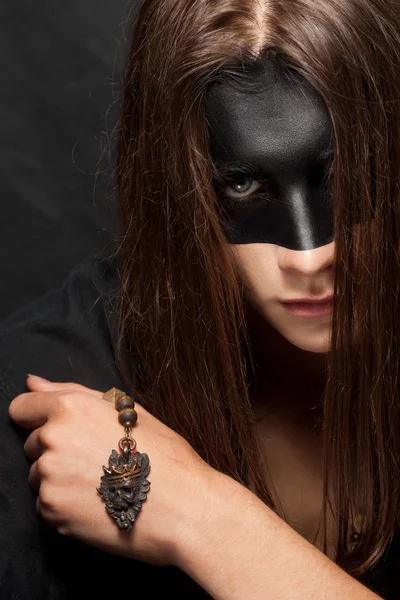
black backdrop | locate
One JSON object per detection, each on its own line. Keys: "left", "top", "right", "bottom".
{"left": 0, "top": 0, "right": 135, "bottom": 318}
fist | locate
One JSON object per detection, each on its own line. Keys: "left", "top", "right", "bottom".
{"left": 8, "top": 376, "right": 217, "bottom": 567}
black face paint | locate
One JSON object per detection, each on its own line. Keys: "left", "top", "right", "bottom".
{"left": 205, "top": 59, "right": 334, "bottom": 251}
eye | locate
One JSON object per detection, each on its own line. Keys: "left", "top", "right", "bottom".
{"left": 223, "top": 177, "right": 262, "bottom": 199}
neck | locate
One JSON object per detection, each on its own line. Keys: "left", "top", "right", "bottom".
{"left": 246, "top": 303, "right": 328, "bottom": 429}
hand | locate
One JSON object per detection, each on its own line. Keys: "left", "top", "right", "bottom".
{"left": 8, "top": 376, "right": 217, "bottom": 566}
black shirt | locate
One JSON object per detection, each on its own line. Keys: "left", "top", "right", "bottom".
{"left": 0, "top": 253, "right": 398, "bottom": 599}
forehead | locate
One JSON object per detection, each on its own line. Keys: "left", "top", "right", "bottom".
{"left": 205, "top": 62, "right": 332, "bottom": 170}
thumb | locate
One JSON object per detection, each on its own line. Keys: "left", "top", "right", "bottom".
{"left": 26, "top": 374, "right": 102, "bottom": 398}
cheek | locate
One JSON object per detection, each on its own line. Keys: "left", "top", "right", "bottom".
{"left": 232, "top": 244, "right": 277, "bottom": 300}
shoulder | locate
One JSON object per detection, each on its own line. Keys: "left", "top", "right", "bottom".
{"left": 0, "top": 252, "right": 127, "bottom": 400}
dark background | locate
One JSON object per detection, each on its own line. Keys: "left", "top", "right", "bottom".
{"left": 0, "top": 0, "right": 138, "bottom": 318}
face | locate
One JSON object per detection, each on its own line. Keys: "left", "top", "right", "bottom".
{"left": 205, "top": 60, "right": 335, "bottom": 353}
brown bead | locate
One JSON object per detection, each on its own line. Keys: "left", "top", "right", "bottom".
{"left": 118, "top": 408, "right": 138, "bottom": 426}
{"left": 115, "top": 395, "right": 135, "bottom": 412}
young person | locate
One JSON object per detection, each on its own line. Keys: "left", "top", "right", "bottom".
{"left": 1, "top": 0, "right": 400, "bottom": 597}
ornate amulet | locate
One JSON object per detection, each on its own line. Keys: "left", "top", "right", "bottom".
{"left": 98, "top": 387, "right": 151, "bottom": 532}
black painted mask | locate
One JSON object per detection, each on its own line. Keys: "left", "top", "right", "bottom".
{"left": 205, "top": 58, "right": 334, "bottom": 251}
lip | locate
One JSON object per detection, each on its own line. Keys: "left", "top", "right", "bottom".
{"left": 280, "top": 295, "right": 333, "bottom": 318}
{"left": 281, "top": 295, "right": 333, "bottom": 304}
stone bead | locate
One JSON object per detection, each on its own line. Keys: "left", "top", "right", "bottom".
{"left": 118, "top": 408, "right": 138, "bottom": 426}
{"left": 115, "top": 395, "right": 135, "bottom": 412}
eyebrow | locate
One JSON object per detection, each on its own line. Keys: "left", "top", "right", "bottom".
{"left": 211, "top": 160, "right": 266, "bottom": 181}
{"left": 211, "top": 147, "right": 334, "bottom": 181}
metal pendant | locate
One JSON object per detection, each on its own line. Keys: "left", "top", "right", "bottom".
{"left": 97, "top": 447, "right": 151, "bottom": 532}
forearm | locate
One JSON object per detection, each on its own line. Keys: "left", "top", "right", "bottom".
{"left": 175, "top": 472, "right": 381, "bottom": 600}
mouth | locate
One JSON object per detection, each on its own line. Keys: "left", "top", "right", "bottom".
{"left": 280, "top": 295, "right": 333, "bottom": 318}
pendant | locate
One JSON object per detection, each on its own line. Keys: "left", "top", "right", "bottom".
{"left": 97, "top": 448, "right": 151, "bottom": 532}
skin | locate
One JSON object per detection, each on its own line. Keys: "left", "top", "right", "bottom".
{"left": 8, "top": 377, "right": 380, "bottom": 599}
{"left": 206, "top": 60, "right": 337, "bottom": 540}
{"left": 205, "top": 60, "right": 335, "bottom": 417}
{"left": 205, "top": 62, "right": 334, "bottom": 251}
{"left": 6, "top": 60, "right": 378, "bottom": 599}
{"left": 8, "top": 376, "right": 217, "bottom": 566}
{"left": 4, "top": 61, "right": 377, "bottom": 580}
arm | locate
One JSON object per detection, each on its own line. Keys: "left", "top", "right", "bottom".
{"left": 175, "top": 471, "right": 382, "bottom": 600}
{"left": 9, "top": 376, "right": 383, "bottom": 598}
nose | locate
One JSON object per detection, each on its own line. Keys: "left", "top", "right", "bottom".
{"left": 277, "top": 241, "right": 335, "bottom": 275}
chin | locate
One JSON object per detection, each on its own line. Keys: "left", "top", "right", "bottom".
{"left": 285, "top": 332, "right": 332, "bottom": 354}
{"left": 272, "top": 317, "right": 332, "bottom": 354}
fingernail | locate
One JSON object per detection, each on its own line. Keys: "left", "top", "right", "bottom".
{"left": 27, "top": 374, "right": 50, "bottom": 382}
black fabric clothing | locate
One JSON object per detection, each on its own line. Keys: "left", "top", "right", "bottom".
{"left": 0, "top": 253, "right": 399, "bottom": 599}
{"left": 0, "top": 254, "right": 209, "bottom": 600}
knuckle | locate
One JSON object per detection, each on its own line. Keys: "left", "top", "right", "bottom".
{"left": 38, "top": 484, "right": 57, "bottom": 511}
{"left": 54, "top": 391, "right": 77, "bottom": 413}
{"left": 36, "top": 454, "right": 53, "bottom": 478}
{"left": 38, "top": 487, "right": 67, "bottom": 530}
{"left": 37, "top": 426, "right": 56, "bottom": 449}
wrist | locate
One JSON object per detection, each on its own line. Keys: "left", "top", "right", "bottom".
{"left": 173, "top": 467, "right": 253, "bottom": 572}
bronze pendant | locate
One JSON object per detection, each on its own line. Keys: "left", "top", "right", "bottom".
{"left": 97, "top": 448, "right": 151, "bottom": 532}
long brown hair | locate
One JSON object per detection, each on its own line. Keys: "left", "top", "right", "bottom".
{"left": 113, "top": 0, "right": 400, "bottom": 577}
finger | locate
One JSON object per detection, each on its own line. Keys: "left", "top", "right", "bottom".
{"left": 26, "top": 378, "right": 141, "bottom": 413}
{"left": 26, "top": 376, "right": 103, "bottom": 399}
{"left": 29, "top": 461, "right": 41, "bottom": 494}
{"left": 9, "top": 389, "right": 94, "bottom": 430}
{"left": 10, "top": 384, "right": 145, "bottom": 432}
{"left": 8, "top": 391, "right": 55, "bottom": 430}
{"left": 24, "top": 427, "right": 45, "bottom": 463}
